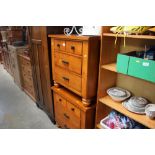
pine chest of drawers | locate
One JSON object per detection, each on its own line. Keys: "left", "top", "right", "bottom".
{"left": 18, "top": 54, "right": 36, "bottom": 101}
{"left": 52, "top": 86, "right": 96, "bottom": 129}
{"left": 49, "top": 35, "right": 100, "bottom": 106}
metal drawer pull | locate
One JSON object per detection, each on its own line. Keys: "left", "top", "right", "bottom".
{"left": 71, "top": 46, "right": 75, "bottom": 50}
{"left": 64, "top": 113, "right": 70, "bottom": 119}
{"left": 62, "top": 60, "right": 69, "bottom": 64}
{"left": 62, "top": 76, "right": 69, "bottom": 81}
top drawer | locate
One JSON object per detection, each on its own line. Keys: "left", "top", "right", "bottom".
{"left": 66, "top": 41, "right": 82, "bottom": 55}
{"left": 54, "top": 39, "right": 66, "bottom": 51}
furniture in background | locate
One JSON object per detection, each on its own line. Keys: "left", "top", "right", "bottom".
{"left": 2, "top": 45, "right": 13, "bottom": 75}
{"left": 8, "top": 45, "right": 29, "bottom": 89}
{"left": 18, "top": 53, "right": 36, "bottom": 101}
{"left": 1, "top": 27, "right": 36, "bottom": 102}
{"left": 95, "top": 26, "right": 155, "bottom": 129}
{"left": 49, "top": 35, "right": 100, "bottom": 106}
{"left": 7, "top": 27, "right": 23, "bottom": 45}
{"left": 29, "top": 26, "right": 65, "bottom": 122}
{"left": 52, "top": 86, "right": 95, "bottom": 129}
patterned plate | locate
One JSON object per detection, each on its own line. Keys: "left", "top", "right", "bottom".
{"left": 122, "top": 100, "right": 145, "bottom": 115}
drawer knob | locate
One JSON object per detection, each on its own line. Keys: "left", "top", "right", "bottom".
{"left": 62, "top": 76, "right": 69, "bottom": 81}
{"left": 71, "top": 46, "right": 75, "bottom": 50}
{"left": 71, "top": 108, "right": 75, "bottom": 111}
{"left": 57, "top": 44, "right": 60, "bottom": 47}
{"left": 64, "top": 113, "right": 70, "bottom": 119}
{"left": 59, "top": 98, "right": 62, "bottom": 102}
{"left": 62, "top": 60, "right": 69, "bottom": 64}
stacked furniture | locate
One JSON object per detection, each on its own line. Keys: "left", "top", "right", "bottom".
{"left": 95, "top": 26, "right": 155, "bottom": 129}
{"left": 29, "top": 26, "right": 66, "bottom": 122}
{"left": 18, "top": 52, "right": 36, "bottom": 101}
{"left": 8, "top": 45, "right": 28, "bottom": 89}
{"left": 7, "top": 27, "right": 23, "bottom": 45}
{"left": 49, "top": 35, "right": 100, "bottom": 128}
{"left": 2, "top": 45, "right": 13, "bottom": 75}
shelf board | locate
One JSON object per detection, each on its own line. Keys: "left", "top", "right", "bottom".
{"left": 101, "top": 63, "right": 116, "bottom": 72}
{"left": 103, "top": 33, "right": 155, "bottom": 40}
{"left": 99, "top": 95, "right": 155, "bottom": 129}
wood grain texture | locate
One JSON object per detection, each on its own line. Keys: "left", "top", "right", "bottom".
{"left": 52, "top": 86, "right": 96, "bottom": 129}
{"left": 49, "top": 35, "right": 100, "bottom": 106}
{"left": 95, "top": 26, "right": 155, "bottom": 128}
{"left": 99, "top": 96, "right": 155, "bottom": 129}
{"left": 18, "top": 53, "right": 36, "bottom": 101}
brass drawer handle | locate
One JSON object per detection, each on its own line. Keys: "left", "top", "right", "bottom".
{"left": 64, "top": 113, "right": 70, "bottom": 119}
{"left": 71, "top": 46, "right": 75, "bottom": 50}
{"left": 62, "top": 60, "right": 69, "bottom": 64}
{"left": 62, "top": 76, "right": 69, "bottom": 81}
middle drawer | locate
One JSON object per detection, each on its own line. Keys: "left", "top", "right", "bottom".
{"left": 55, "top": 66, "right": 82, "bottom": 94}
{"left": 54, "top": 52, "right": 82, "bottom": 75}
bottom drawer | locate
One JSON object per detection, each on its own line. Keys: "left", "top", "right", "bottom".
{"left": 54, "top": 93, "right": 81, "bottom": 129}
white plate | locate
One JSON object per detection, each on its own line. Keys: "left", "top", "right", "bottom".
{"left": 128, "top": 96, "right": 148, "bottom": 108}
{"left": 122, "top": 101, "right": 145, "bottom": 115}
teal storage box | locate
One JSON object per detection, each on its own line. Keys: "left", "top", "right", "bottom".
{"left": 117, "top": 54, "right": 130, "bottom": 74}
{"left": 117, "top": 51, "right": 155, "bottom": 83}
{"left": 128, "top": 57, "right": 155, "bottom": 83}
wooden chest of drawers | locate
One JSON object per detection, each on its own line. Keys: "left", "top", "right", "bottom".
{"left": 8, "top": 45, "right": 29, "bottom": 89}
{"left": 18, "top": 54, "right": 36, "bottom": 101}
{"left": 49, "top": 35, "right": 100, "bottom": 106}
{"left": 52, "top": 86, "right": 96, "bottom": 129}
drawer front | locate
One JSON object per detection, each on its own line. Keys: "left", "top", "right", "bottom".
{"left": 55, "top": 94, "right": 67, "bottom": 109}
{"left": 24, "top": 82, "right": 35, "bottom": 95}
{"left": 54, "top": 94, "right": 68, "bottom": 128}
{"left": 54, "top": 39, "right": 66, "bottom": 51}
{"left": 67, "top": 101, "right": 80, "bottom": 118}
{"left": 21, "top": 65, "right": 32, "bottom": 76}
{"left": 55, "top": 67, "right": 82, "bottom": 93}
{"left": 20, "top": 58, "right": 31, "bottom": 67}
{"left": 66, "top": 41, "right": 82, "bottom": 55}
{"left": 22, "top": 73, "right": 33, "bottom": 84}
{"left": 54, "top": 52, "right": 82, "bottom": 75}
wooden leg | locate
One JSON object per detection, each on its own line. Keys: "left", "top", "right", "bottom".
{"left": 54, "top": 81, "right": 60, "bottom": 88}
{"left": 82, "top": 98, "right": 92, "bottom": 107}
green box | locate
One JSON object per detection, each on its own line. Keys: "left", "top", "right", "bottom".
{"left": 116, "top": 51, "right": 155, "bottom": 83}
{"left": 116, "top": 53, "right": 130, "bottom": 74}
{"left": 128, "top": 57, "right": 155, "bottom": 83}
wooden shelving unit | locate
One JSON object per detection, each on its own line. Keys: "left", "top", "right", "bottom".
{"left": 101, "top": 63, "right": 116, "bottom": 72}
{"left": 103, "top": 33, "right": 155, "bottom": 40}
{"left": 95, "top": 26, "right": 155, "bottom": 129}
{"left": 99, "top": 96, "right": 155, "bottom": 129}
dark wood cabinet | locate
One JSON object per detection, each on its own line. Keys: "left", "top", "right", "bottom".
{"left": 18, "top": 53, "right": 36, "bottom": 101}
{"left": 29, "top": 26, "right": 65, "bottom": 122}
